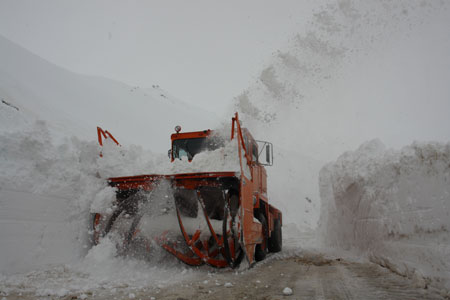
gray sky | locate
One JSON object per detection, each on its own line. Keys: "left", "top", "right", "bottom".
{"left": 0, "top": 0, "right": 320, "bottom": 113}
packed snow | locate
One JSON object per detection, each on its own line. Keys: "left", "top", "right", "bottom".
{"left": 96, "top": 130, "right": 242, "bottom": 178}
{"left": 283, "top": 287, "right": 293, "bottom": 296}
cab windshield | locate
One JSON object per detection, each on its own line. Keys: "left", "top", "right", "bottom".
{"left": 172, "top": 136, "right": 224, "bottom": 160}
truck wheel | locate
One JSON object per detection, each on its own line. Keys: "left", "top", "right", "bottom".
{"left": 254, "top": 212, "right": 268, "bottom": 261}
{"left": 269, "top": 219, "right": 282, "bottom": 253}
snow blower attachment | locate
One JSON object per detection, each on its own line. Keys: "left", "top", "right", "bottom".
{"left": 93, "top": 113, "right": 282, "bottom": 268}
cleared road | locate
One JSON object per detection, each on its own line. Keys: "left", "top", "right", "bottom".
{"left": 150, "top": 255, "right": 443, "bottom": 300}
{"left": 1, "top": 253, "right": 445, "bottom": 299}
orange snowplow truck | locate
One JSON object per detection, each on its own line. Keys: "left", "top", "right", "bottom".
{"left": 93, "top": 113, "right": 282, "bottom": 268}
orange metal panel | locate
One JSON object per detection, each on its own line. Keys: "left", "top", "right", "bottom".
{"left": 233, "top": 112, "right": 264, "bottom": 265}
{"left": 170, "top": 130, "right": 212, "bottom": 141}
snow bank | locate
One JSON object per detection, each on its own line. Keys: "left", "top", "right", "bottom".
{"left": 318, "top": 140, "right": 450, "bottom": 290}
{"left": 0, "top": 103, "right": 103, "bottom": 274}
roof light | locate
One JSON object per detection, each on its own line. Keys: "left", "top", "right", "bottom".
{"left": 175, "top": 125, "right": 181, "bottom": 133}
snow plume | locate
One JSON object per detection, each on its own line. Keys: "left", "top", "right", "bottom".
{"left": 231, "top": 1, "right": 450, "bottom": 229}
{"left": 319, "top": 140, "right": 450, "bottom": 290}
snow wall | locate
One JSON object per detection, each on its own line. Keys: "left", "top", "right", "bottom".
{"left": 0, "top": 108, "right": 101, "bottom": 274}
{"left": 318, "top": 139, "right": 450, "bottom": 290}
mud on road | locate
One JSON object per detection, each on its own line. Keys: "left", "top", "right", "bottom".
{"left": 4, "top": 253, "right": 444, "bottom": 300}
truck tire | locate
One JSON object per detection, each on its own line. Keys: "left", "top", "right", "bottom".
{"left": 269, "top": 219, "right": 282, "bottom": 253}
{"left": 254, "top": 212, "right": 268, "bottom": 261}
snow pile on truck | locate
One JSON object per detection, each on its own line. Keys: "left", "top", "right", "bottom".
{"left": 97, "top": 130, "right": 242, "bottom": 178}
{"left": 318, "top": 139, "right": 450, "bottom": 290}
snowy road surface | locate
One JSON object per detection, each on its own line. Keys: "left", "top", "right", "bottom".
{"left": 1, "top": 254, "right": 444, "bottom": 300}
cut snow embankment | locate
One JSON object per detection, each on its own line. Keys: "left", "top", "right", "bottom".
{"left": 318, "top": 139, "right": 450, "bottom": 290}
{"left": 0, "top": 102, "right": 107, "bottom": 275}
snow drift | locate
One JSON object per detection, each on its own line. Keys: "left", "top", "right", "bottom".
{"left": 318, "top": 140, "right": 450, "bottom": 290}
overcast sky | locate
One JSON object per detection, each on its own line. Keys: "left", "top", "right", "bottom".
{"left": 0, "top": 0, "right": 321, "bottom": 113}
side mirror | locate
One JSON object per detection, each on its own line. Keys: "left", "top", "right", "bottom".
{"left": 167, "top": 149, "right": 172, "bottom": 159}
{"left": 256, "top": 140, "right": 273, "bottom": 166}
